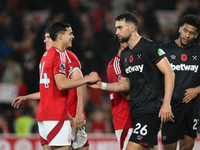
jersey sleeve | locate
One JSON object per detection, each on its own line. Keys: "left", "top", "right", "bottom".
{"left": 67, "top": 51, "right": 81, "bottom": 78}
{"left": 53, "top": 52, "right": 67, "bottom": 75}
{"left": 147, "top": 42, "right": 166, "bottom": 64}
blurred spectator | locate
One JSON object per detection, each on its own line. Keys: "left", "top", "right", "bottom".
{"left": 87, "top": 108, "right": 112, "bottom": 133}
{"left": 0, "top": 114, "right": 9, "bottom": 134}
{"left": 1, "top": 55, "right": 22, "bottom": 84}
{"left": 135, "top": 0, "right": 161, "bottom": 42}
{"left": 14, "top": 106, "right": 36, "bottom": 136}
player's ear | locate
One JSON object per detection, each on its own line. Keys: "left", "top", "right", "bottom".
{"left": 130, "top": 24, "right": 136, "bottom": 32}
{"left": 58, "top": 33, "right": 63, "bottom": 40}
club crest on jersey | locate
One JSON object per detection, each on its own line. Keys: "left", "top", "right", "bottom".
{"left": 181, "top": 54, "right": 187, "bottom": 61}
{"left": 129, "top": 55, "right": 133, "bottom": 62}
{"left": 158, "top": 48, "right": 165, "bottom": 56}
{"left": 137, "top": 52, "right": 142, "bottom": 59}
{"left": 192, "top": 54, "right": 197, "bottom": 60}
{"left": 60, "top": 62, "right": 66, "bottom": 70}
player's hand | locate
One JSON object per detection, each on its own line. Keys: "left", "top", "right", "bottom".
{"left": 86, "top": 72, "right": 101, "bottom": 84}
{"left": 74, "top": 112, "right": 85, "bottom": 130}
{"left": 68, "top": 114, "right": 75, "bottom": 129}
{"left": 158, "top": 103, "right": 174, "bottom": 123}
{"left": 182, "top": 88, "right": 199, "bottom": 103}
{"left": 12, "top": 96, "right": 28, "bottom": 108}
{"left": 87, "top": 80, "right": 102, "bottom": 89}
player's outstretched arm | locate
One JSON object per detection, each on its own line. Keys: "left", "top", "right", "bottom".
{"left": 89, "top": 76, "right": 130, "bottom": 93}
{"left": 12, "top": 92, "right": 40, "bottom": 108}
{"left": 156, "top": 57, "right": 175, "bottom": 123}
{"left": 55, "top": 72, "right": 100, "bottom": 90}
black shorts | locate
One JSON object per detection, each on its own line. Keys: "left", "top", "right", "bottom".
{"left": 129, "top": 113, "right": 161, "bottom": 148}
{"left": 161, "top": 101, "right": 199, "bottom": 144}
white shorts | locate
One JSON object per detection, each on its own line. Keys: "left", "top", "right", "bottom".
{"left": 71, "top": 127, "right": 89, "bottom": 149}
{"left": 38, "top": 120, "right": 71, "bottom": 146}
{"left": 115, "top": 128, "right": 133, "bottom": 150}
{"left": 71, "top": 121, "right": 89, "bottom": 149}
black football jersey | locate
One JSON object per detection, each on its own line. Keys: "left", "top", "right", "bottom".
{"left": 121, "top": 37, "right": 166, "bottom": 115}
{"left": 161, "top": 41, "right": 200, "bottom": 106}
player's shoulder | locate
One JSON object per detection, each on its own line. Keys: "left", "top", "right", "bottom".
{"left": 142, "top": 37, "right": 160, "bottom": 49}
{"left": 66, "top": 50, "right": 78, "bottom": 58}
{"left": 108, "top": 55, "right": 119, "bottom": 68}
{"left": 160, "top": 41, "right": 174, "bottom": 48}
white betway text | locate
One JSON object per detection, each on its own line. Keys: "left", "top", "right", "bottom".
{"left": 170, "top": 63, "right": 199, "bottom": 73}
{"left": 125, "top": 64, "right": 144, "bottom": 74}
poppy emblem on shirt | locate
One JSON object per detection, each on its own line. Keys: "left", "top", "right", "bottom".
{"left": 60, "top": 62, "right": 66, "bottom": 70}
{"left": 181, "top": 54, "right": 187, "bottom": 61}
{"left": 129, "top": 55, "right": 133, "bottom": 62}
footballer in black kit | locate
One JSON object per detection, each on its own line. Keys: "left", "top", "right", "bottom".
{"left": 160, "top": 14, "right": 200, "bottom": 150}
{"left": 161, "top": 41, "right": 200, "bottom": 144}
{"left": 120, "top": 37, "right": 166, "bottom": 147}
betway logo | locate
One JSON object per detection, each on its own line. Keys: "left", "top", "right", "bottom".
{"left": 170, "top": 63, "right": 199, "bottom": 73}
{"left": 125, "top": 64, "right": 144, "bottom": 74}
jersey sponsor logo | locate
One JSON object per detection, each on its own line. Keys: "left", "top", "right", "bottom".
{"left": 60, "top": 62, "right": 66, "bottom": 70}
{"left": 129, "top": 55, "right": 133, "bottom": 62}
{"left": 181, "top": 54, "right": 187, "bottom": 61}
{"left": 158, "top": 48, "right": 165, "bottom": 56}
{"left": 125, "top": 64, "right": 144, "bottom": 74}
{"left": 170, "top": 63, "right": 199, "bottom": 73}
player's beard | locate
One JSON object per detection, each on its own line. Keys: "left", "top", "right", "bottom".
{"left": 180, "top": 36, "right": 192, "bottom": 47}
{"left": 119, "top": 35, "right": 130, "bottom": 43}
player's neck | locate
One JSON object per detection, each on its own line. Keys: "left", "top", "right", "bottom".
{"left": 175, "top": 38, "right": 190, "bottom": 49}
{"left": 128, "top": 33, "right": 141, "bottom": 49}
{"left": 53, "top": 42, "right": 66, "bottom": 52}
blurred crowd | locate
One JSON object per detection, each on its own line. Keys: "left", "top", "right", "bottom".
{"left": 0, "top": 0, "right": 200, "bottom": 135}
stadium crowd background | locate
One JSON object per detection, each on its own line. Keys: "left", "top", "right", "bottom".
{"left": 0, "top": 0, "right": 199, "bottom": 135}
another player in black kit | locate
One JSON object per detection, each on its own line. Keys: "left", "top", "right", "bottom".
{"left": 89, "top": 12, "right": 175, "bottom": 150}
{"left": 161, "top": 15, "right": 200, "bottom": 150}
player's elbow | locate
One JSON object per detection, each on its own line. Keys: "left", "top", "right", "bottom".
{"left": 56, "top": 83, "right": 67, "bottom": 90}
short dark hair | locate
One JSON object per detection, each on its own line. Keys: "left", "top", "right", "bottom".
{"left": 49, "top": 22, "right": 71, "bottom": 41}
{"left": 115, "top": 12, "right": 138, "bottom": 27}
{"left": 44, "top": 25, "right": 51, "bottom": 34}
{"left": 180, "top": 14, "right": 200, "bottom": 32}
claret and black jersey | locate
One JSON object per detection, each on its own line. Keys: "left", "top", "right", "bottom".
{"left": 120, "top": 37, "right": 166, "bottom": 115}
{"left": 161, "top": 41, "right": 200, "bottom": 106}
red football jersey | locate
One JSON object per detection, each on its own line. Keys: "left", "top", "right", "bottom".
{"left": 37, "top": 47, "right": 69, "bottom": 121}
{"left": 107, "top": 55, "right": 132, "bottom": 130}
{"left": 66, "top": 50, "right": 86, "bottom": 119}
